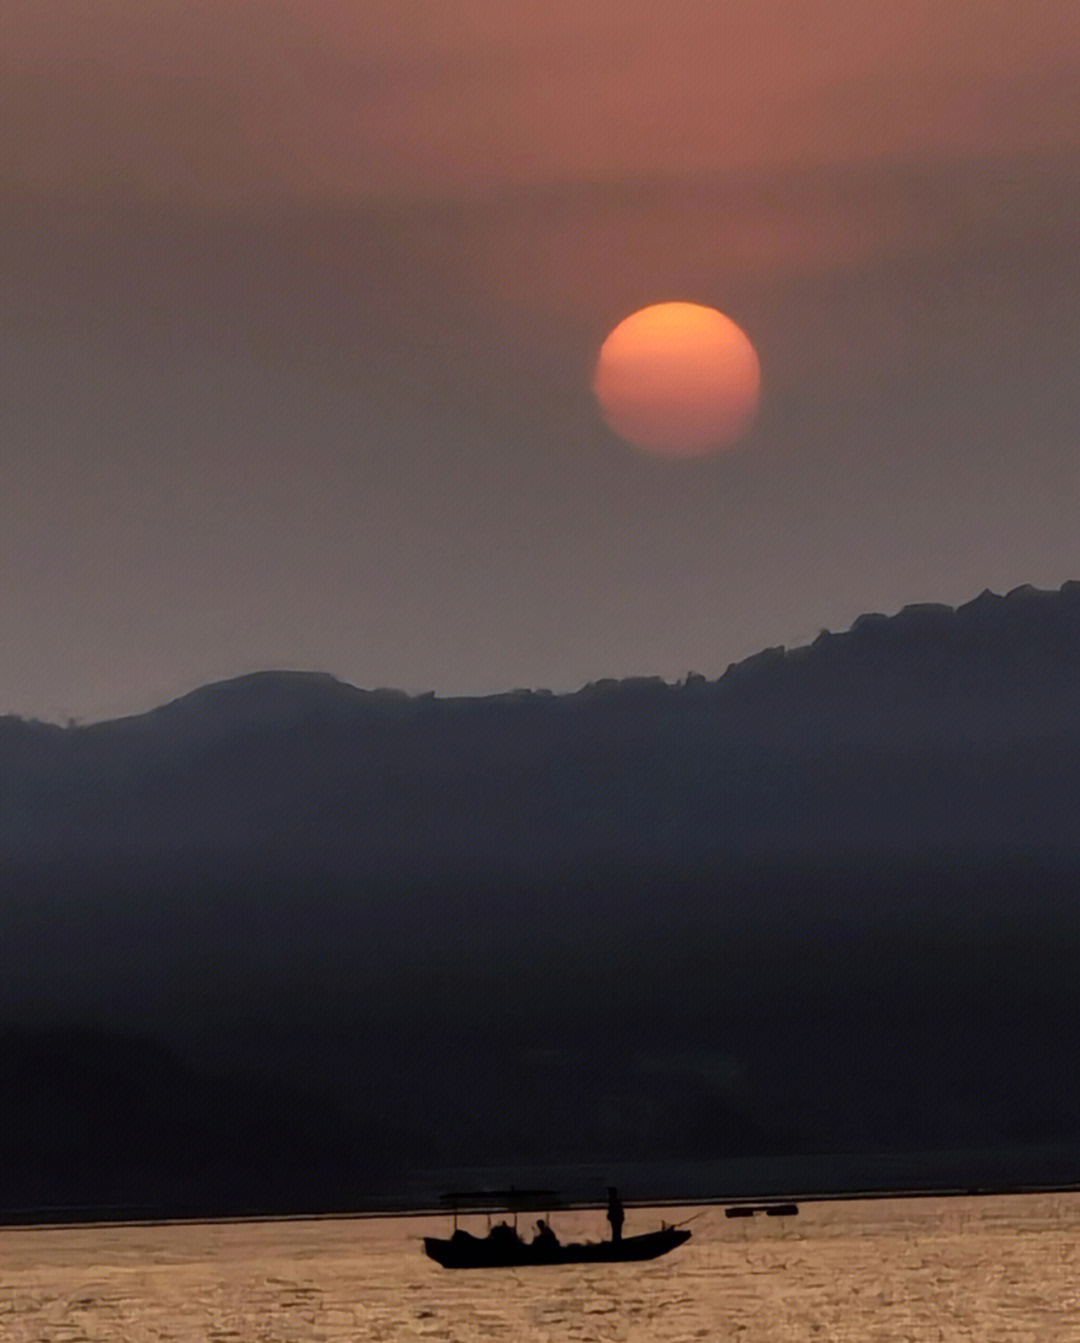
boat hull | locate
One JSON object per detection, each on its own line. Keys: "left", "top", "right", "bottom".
{"left": 424, "top": 1226, "right": 691, "bottom": 1269}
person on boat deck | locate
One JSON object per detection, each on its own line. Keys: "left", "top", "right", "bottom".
{"left": 488, "top": 1220, "right": 519, "bottom": 1245}
{"left": 532, "top": 1218, "right": 558, "bottom": 1247}
{"left": 607, "top": 1187, "right": 624, "bottom": 1242}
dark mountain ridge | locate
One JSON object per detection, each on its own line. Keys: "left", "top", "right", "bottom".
{"left": 4, "top": 580, "right": 1080, "bottom": 866}
{"left": 5, "top": 582, "right": 1080, "bottom": 1215}
{"left": 12, "top": 577, "right": 1080, "bottom": 740}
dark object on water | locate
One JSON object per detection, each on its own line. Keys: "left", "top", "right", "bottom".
{"left": 425, "top": 1187, "right": 689, "bottom": 1268}
{"left": 724, "top": 1202, "right": 799, "bottom": 1218}
{"left": 424, "top": 1224, "right": 691, "bottom": 1268}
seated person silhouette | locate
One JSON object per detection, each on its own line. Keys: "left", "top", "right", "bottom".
{"left": 532, "top": 1218, "right": 559, "bottom": 1248}
{"left": 488, "top": 1220, "right": 519, "bottom": 1246}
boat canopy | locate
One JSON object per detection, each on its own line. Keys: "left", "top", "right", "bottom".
{"left": 439, "top": 1189, "right": 563, "bottom": 1214}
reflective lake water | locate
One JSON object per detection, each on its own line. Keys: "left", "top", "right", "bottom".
{"left": 3, "top": 1192, "right": 1080, "bottom": 1341}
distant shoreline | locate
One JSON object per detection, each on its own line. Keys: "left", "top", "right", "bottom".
{"left": 7, "top": 1179, "right": 1080, "bottom": 1232}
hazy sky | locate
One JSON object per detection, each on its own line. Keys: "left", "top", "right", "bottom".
{"left": 4, "top": 1, "right": 1079, "bottom": 720}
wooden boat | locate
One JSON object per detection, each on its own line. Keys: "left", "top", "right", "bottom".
{"left": 423, "top": 1188, "right": 690, "bottom": 1269}
{"left": 424, "top": 1224, "right": 691, "bottom": 1268}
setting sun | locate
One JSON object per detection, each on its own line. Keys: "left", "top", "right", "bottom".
{"left": 593, "top": 303, "right": 762, "bottom": 457}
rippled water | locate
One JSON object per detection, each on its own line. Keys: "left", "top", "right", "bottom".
{"left": 3, "top": 1192, "right": 1080, "bottom": 1341}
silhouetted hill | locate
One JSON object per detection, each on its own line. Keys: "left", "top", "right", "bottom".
{"left": 5, "top": 582, "right": 1080, "bottom": 1213}
{"left": 0, "top": 1023, "right": 393, "bottom": 1216}
{"left": 716, "top": 581, "right": 1080, "bottom": 745}
{"left": 4, "top": 581, "right": 1080, "bottom": 866}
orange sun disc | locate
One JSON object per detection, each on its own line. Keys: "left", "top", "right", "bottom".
{"left": 593, "top": 302, "right": 762, "bottom": 456}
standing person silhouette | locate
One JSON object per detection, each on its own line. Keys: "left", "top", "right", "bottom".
{"left": 606, "top": 1186, "right": 624, "bottom": 1242}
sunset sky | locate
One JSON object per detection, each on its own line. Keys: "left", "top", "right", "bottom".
{"left": 4, "top": 1, "right": 1079, "bottom": 720}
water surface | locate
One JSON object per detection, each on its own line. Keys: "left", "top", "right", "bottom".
{"left": 3, "top": 1192, "right": 1079, "bottom": 1340}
